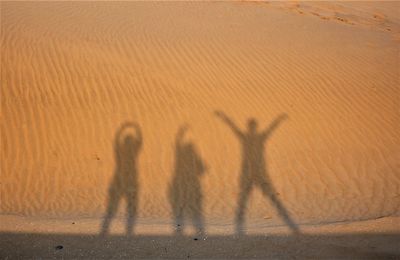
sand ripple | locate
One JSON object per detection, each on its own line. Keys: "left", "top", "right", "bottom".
{"left": 1, "top": 2, "right": 399, "bottom": 227}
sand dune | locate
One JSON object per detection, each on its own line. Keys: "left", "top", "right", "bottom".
{"left": 1, "top": 1, "right": 399, "bottom": 235}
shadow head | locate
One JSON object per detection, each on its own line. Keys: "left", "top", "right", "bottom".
{"left": 247, "top": 118, "right": 258, "bottom": 132}
{"left": 123, "top": 135, "right": 138, "bottom": 154}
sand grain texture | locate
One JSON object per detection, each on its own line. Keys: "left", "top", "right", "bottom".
{"left": 1, "top": 2, "right": 399, "bottom": 234}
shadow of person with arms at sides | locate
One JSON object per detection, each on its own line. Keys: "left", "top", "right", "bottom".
{"left": 100, "top": 122, "right": 142, "bottom": 236}
{"left": 215, "top": 111, "right": 300, "bottom": 235}
{"left": 168, "top": 125, "right": 207, "bottom": 236}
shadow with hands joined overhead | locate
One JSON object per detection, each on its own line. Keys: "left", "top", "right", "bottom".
{"left": 168, "top": 125, "right": 207, "bottom": 236}
{"left": 100, "top": 122, "right": 142, "bottom": 236}
{"left": 215, "top": 111, "right": 299, "bottom": 235}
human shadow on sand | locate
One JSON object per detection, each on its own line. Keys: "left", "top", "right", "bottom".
{"left": 215, "top": 111, "right": 300, "bottom": 235}
{"left": 100, "top": 122, "right": 142, "bottom": 236}
{"left": 168, "top": 125, "right": 207, "bottom": 235}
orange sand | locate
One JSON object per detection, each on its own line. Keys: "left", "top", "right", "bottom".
{"left": 1, "top": 2, "right": 399, "bottom": 237}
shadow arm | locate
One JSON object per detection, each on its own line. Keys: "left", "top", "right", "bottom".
{"left": 115, "top": 122, "right": 141, "bottom": 146}
{"left": 261, "top": 114, "right": 288, "bottom": 140}
{"left": 132, "top": 124, "right": 143, "bottom": 147}
{"left": 175, "top": 125, "right": 189, "bottom": 148}
{"left": 214, "top": 111, "right": 243, "bottom": 139}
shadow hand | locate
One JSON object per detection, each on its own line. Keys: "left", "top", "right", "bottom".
{"left": 214, "top": 110, "right": 226, "bottom": 119}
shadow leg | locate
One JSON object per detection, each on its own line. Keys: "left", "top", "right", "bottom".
{"left": 259, "top": 181, "right": 300, "bottom": 234}
{"left": 235, "top": 179, "right": 252, "bottom": 235}
{"left": 100, "top": 191, "right": 120, "bottom": 236}
{"left": 191, "top": 199, "right": 205, "bottom": 236}
{"left": 126, "top": 192, "right": 137, "bottom": 236}
{"left": 173, "top": 206, "right": 184, "bottom": 235}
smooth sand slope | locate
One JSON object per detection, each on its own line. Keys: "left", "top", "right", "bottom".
{"left": 1, "top": 2, "right": 399, "bottom": 237}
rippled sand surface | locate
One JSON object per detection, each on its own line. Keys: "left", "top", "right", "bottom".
{"left": 1, "top": 2, "right": 399, "bottom": 234}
